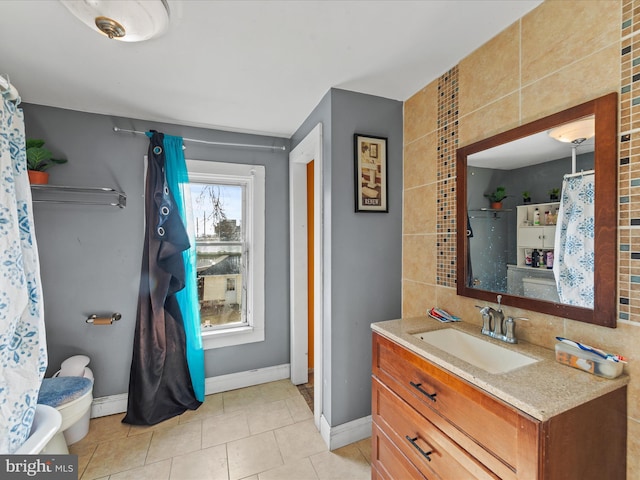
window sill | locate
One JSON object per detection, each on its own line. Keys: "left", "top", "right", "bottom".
{"left": 201, "top": 325, "right": 264, "bottom": 350}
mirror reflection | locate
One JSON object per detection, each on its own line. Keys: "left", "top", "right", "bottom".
{"left": 456, "top": 92, "right": 617, "bottom": 328}
{"left": 466, "top": 115, "right": 595, "bottom": 309}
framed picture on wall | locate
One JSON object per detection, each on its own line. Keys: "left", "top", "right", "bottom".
{"left": 354, "top": 134, "right": 388, "bottom": 212}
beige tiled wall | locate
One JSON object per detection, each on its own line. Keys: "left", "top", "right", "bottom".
{"left": 403, "top": 0, "right": 639, "bottom": 475}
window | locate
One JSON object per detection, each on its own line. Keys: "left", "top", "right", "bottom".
{"left": 186, "top": 160, "right": 265, "bottom": 349}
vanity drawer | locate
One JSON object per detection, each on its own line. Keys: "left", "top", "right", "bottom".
{"left": 373, "top": 333, "right": 537, "bottom": 478}
{"left": 372, "top": 423, "right": 426, "bottom": 480}
{"left": 373, "top": 377, "right": 498, "bottom": 480}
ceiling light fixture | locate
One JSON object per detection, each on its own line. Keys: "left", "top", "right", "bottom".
{"left": 94, "top": 16, "right": 126, "bottom": 39}
{"left": 60, "top": 0, "right": 170, "bottom": 42}
{"left": 548, "top": 117, "right": 595, "bottom": 145}
{"left": 548, "top": 117, "right": 596, "bottom": 174}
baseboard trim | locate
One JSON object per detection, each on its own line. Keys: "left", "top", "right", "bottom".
{"left": 90, "top": 363, "right": 291, "bottom": 418}
{"left": 91, "top": 393, "right": 128, "bottom": 418}
{"left": 320, "top": 414, "right": 372, "bottom": 450}
{"left": 205, "top": 363, "right": 290, "bottom": 395}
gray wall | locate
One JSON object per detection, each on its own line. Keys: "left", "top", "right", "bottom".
{"left": 291, "top": 89, "right": 403, "bottom": 427}
{"left": 25, "top": 86, "right": 402, "bottom": 426}
{"left": 22, "top": 104, "right": 290, "bottom": 398}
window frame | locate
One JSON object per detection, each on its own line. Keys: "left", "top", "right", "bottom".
{"left": 186, "top": 160, "right": 265, "bottom": 350}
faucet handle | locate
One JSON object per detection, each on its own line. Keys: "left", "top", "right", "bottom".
{"left": 496, "top": 294, "right": 502, "bottom": 310}
{"left": 477, "top": 306, "right": 493, "bottom": 334}
{"left": 504, "top": 316, "right": 524, "bottom": 343}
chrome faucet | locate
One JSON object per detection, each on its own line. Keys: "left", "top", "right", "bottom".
{"left": 476, "top": 295, "right": 521, "bottom": 344}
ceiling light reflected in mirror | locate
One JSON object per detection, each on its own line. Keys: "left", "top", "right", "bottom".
{"left": 548, "top": 117, "right": 595, "bottom": 145}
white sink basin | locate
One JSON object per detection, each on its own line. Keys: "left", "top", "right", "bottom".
{"left": 412, "top": 328, "right": 538, "bottom": 374}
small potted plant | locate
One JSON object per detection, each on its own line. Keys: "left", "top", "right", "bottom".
{"left": 522, "top": 191, "right": 531, "bottom": 204}
{"left": 26, "top": 138, "right": 67, "bottom": 185}
{"left": 548, "top": 187, "right": 560, "bottom": 202}
{"left": 484, "top": 186, "right": 507, "bottom": 209}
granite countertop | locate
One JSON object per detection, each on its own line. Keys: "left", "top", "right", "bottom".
{"left": 372, "top": 317, "right": 629, "bottom": 421}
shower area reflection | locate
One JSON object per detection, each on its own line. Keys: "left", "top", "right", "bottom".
{"left": 467, "top": 208, "right": 511, "bottom": 292}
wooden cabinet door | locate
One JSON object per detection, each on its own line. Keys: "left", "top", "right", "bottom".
{"left": 373, "top": 377, "right": 499, "bottom": 480}
{"left": 371, "top": 423, "right": 427, "bottom": 480}
{"left": 373, "top": 333, "right": 539, "bottom": 479}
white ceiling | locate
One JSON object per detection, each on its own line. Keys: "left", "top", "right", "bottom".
{"left": 0, "top": 0, "right": 542, "bottom": 138}
{"left": 468, "top": 127, "right": 596, "bottom": 170}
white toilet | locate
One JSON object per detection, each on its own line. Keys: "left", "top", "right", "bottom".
{"left": 522, "top": 276, "right": 560, "bottom": 303}
{"left": 37, "top": 355, "right": 94, "bottom": 454}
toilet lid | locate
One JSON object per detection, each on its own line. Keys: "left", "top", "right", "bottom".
{"left": 59, "top": 355, "right": 90, "bottom": 377}
{"left": 38, "top": 377, "right": 93, "bottom": 408}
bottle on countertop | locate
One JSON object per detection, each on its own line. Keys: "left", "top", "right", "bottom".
{"left": 546, "top": 251, "right": 554, "bottom": 269}
{"left": 533, "top": 208, "right": 540, "bottom": 225}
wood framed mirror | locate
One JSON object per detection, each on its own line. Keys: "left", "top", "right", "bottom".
{"left": 456, "top": 93, "right": 617, "bottom": 327}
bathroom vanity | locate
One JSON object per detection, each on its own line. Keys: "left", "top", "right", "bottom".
{"left": 371, "top": 318, "right": 628, "bottom": 480}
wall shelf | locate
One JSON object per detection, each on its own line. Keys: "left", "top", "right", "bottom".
{"left": 471, "top": 208, "right": 513, "bottom": 212}
{"left": 469, "top": 207, "right": 512, "bottom": 219}
{"left": 30, "top": 185, "right": 127, "bottom": 208}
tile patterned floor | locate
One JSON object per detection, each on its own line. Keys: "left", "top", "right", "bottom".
{"left": 70, "top": 379, "right": 371, "bottom": 480}
{"left": 296, "top": 371, "right": 314, "bottom": 412}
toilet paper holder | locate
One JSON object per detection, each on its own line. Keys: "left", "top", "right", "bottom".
{"left": 86, "top": 312, "right": 122, "bottom": 325}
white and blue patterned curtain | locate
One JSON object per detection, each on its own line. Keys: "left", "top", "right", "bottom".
{"left": 0, "top": 95, "right": 47, "bottom": 452}
{"left": 553, "top": 173, "right": 595, "bottom": 308}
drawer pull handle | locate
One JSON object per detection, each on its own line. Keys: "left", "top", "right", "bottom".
{"left": 405, "top": 435, "right": 432, "bottom": 462}
{"left": 409, "top": 381, "right": 437, "bottom": 402}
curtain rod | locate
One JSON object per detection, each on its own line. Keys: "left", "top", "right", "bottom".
{"left": 113, "top": 127, "right": 286, "bottom": 151}
{"left": 564, "top": 169, "right": 594, "bottom": 179}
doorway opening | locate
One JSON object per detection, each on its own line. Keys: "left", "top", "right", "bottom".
{"left": 289, "top": 123, "right": 323, "bottom": 429}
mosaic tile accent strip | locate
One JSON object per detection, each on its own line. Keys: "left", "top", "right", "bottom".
{"left": 436, "top": 178, "right": 456, "bottom": 233}
{"left": 619, "top": 228, "right": 630, "bottom": 320}
{"left": 618, "top": 131, "right": 640, "bottom": 228}
{"left": 622, "top": 0, "right": 635, "bottom": 36}
{"left": 619, "top": 0, "right": 640, "bottom": 323}
{"left": 436, "top": 66, "right": 459, "bottom": 287}
{"left": 436, "top": 233, "right": 456, "bottom": 286}
{"left": 617, "top": 202, "right": 640, "bottom": 323}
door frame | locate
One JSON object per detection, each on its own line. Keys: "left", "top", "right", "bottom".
{"left": 289, "top": 123, "right": 323, "bottom": 429}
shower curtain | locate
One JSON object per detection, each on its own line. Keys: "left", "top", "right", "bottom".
{"left": 553, "top": 173, "right": 595, "bottom": 308}
{"left": 0, "top": 95, "right": 47, "bottom": 452}
{"left": 123, "top": 131, "right": 203, "bottom": 425}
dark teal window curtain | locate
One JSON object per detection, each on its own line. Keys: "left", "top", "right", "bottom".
{"left": 163, "top": 134, "right": 205, "bottom": 401}
{"left": 123, "top": 131, "right": 203, "bottom": 425}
